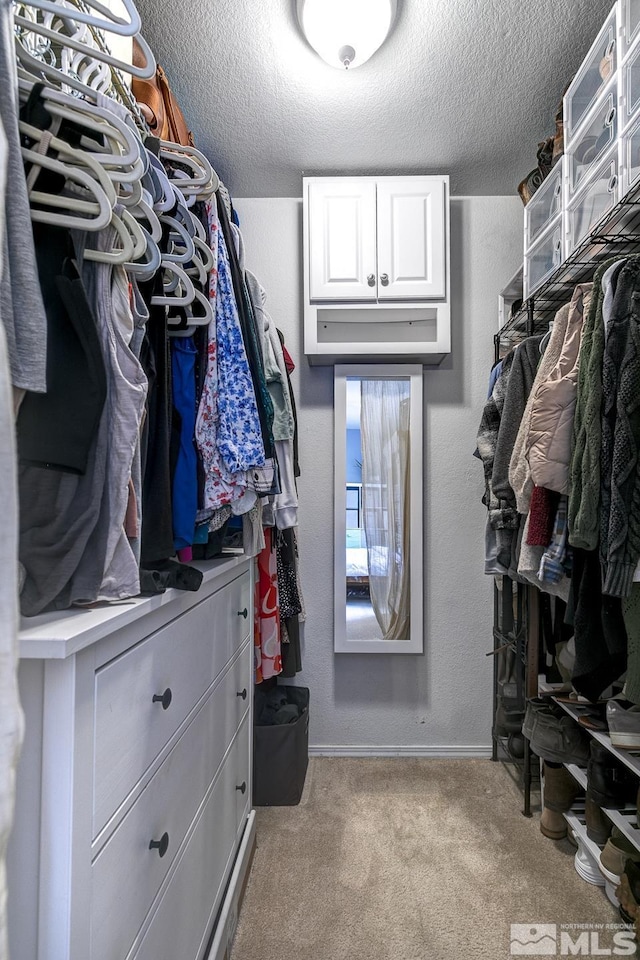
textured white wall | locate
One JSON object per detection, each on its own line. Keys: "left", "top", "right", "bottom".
{"left": 235, "top": 195, "right": 523, "bottom": 752}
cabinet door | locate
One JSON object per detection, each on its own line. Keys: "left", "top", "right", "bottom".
{"left": 308, "top": 180, "right": 377, "bottom": 301}
{"left": 376, "top": 178, "right": 446, "bottom": 300}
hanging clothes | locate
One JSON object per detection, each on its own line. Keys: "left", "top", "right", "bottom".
{"left": 0, "top": 0, "right": 47, "bottom": 395}
{"left": 254, "top": 527, "right": 282, "bottom": 683}
{"left": 171, "top": 336, "right": 198, "bottom": 552}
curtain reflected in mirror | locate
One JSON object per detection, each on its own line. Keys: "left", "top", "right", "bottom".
{"left": 335, "top": 364, "right": 422, "bottom": 654}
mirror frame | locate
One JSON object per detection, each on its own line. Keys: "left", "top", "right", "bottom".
{"left": 334, "top": 363, "right": 423, "bottom": 654}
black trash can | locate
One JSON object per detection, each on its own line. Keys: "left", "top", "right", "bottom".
{"left": 253, "top": 685, "right": 309, "bottom": 806}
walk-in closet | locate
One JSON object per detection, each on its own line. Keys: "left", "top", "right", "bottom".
{"left": 2, "top": 1, "right": 640, "bottom": 959}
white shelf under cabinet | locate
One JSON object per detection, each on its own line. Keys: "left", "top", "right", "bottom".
{"left": 303, "top": 175, "right": 451, "bottom": 365}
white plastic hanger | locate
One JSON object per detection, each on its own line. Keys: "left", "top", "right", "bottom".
{"left": 20, "top": 119, "right": 121, "bottom": 228}
{"left": 131, "top": 190, "right": 162, "bottom": 243}
{"left": 14, "top": 7, "right": 156, "bottom": 80}
{"left": 126, "top": 224, "right": 161, "bottom": 279}
{"left": 118, "top": 176, "right": 143, "bottom": 207}
{"left": 146, "top": 154, "right": 175, "bottom": 213}
{"left": 83, "top": 206, "right": 147, "bottom": 264}
{"left": 159, "top": 141, "right": 220, "bottom": 194}
{"left": 160, "top": 215, "right": 195, "bottom": 264}
{"left": 193, "top": 235, "right": 215, "bottom": 272}
{"left": 23, "top": 147, "right": 114, "bottom": 229}
{"left": 168, "top": 290, "right": 214, "bottom": 337}
{"left": 17, "top": 0, "right": 142, "bottom": 37}
{"left": 18, "top": 77, "right": 145, "bottom": 177}
{"left": 151, "top": 262, "right": 196, "bottom": 306}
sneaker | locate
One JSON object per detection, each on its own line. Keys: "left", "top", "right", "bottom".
{"left": 607, "top": 699, "right": 640, "bottom": 750}
{"left": 600, "top": 828, "right": 640, "bottom": 879}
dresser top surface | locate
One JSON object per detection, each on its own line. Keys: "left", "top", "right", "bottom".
{"left": 18, "top": 555, "right": 251, "bottom": 660}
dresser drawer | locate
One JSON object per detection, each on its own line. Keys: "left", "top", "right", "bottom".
{"left": 564, "top": 6, "right": 618, "bottom": 143}
{"left": 130, "top": 717, "right": 251, "bottom": 960}
{"left": 93, "top": 571, "right": 250, "bottom": 835}
{"left": 91, "top": 644, "right": 251, "bottom": 960}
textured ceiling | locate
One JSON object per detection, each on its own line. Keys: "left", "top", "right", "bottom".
{"left": 135, "top": 0, "right": 616, "bottom": 197}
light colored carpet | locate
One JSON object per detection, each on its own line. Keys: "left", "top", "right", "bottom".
{"left": 231, "top": 758, "right": 619, "bottom": 960}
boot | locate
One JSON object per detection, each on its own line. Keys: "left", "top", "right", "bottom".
{"left": 539, "top": 763, "right": 581, "bottom": 840}
{"left": 543, "top": 762, "right": 582, "bottom": 812}
{"left": 540, "top": 807, "right": 568, "bottom": 840}
{"left": 585, "top": 791, "right": 613, "bottom": 845}
{"left": 617, "top": 860, "right": 640, "bottom": 924}
{"left": 587, "top": 740, "right": 636, "bottom": 808}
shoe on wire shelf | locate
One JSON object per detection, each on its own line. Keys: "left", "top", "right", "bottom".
{"left": 607, "top": 700, "right": 640, "bottom": 750}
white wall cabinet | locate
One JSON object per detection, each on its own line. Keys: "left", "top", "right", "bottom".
{"left": 304, "top": 175, "right": 450, "bottom": 365}
{"left": 7, "top": 556, "right": 255, "bottom": 960}
{"left": 308, "top": 179, "right": 377, "bottom": 301}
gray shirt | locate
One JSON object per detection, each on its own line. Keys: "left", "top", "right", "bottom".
{"left": 0, "top": 0, "right": 47, "bottom": 392}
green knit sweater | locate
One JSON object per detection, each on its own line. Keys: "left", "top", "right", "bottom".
{"left": 568, "top": 257, "right": 624, "bottom": 550}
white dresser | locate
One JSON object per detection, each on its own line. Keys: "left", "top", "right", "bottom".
{"left": 7, "top": 556, "right": 255, "bottom": 960}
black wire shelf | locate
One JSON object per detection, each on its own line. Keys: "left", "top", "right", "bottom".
{"left": 496, "top": 180, "right": 640, "bottom": 352}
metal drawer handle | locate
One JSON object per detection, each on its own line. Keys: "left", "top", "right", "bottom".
{"left": 149, "top": 832, "right": 169, "bottom": 858}
{"left": 367, "top": 273, "right": 375, "bottom": 286}
{"left": 236, "top": 688, "right": 248, "bottom": 700}
{"left": 608, "top": 174, "right": 618, "bottom": 193}
{"left": 152, "top": 688, "right": 172, "bottom": 710}
{"left": 606, "top": 106, "right": 616, "bottom": 127}
{"left": 238, "top": 608, "right": 248, "bottom": 619}
{"left": 380, "top": 273, "right": 389, "bottom": 286}
{"left": 236, "top": 781, "right": 247, "bottom": 795}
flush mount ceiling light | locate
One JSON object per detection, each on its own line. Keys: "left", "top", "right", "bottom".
{"left": 297, "top": 0, "right": 396, "bottom": 70}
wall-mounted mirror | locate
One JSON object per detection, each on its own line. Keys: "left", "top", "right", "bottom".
{"left": 334, "top": 364, "right": 423, "bottom": 654}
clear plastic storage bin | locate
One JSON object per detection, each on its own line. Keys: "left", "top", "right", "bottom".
{"left": 524, "top": 159, "right": 564, "bottom": 250}
{"left": 621, "top": 112, "right": 640, "bottom": 192}
{"left": 566, "top": 147, "right": 620, "bottom": 255}
{"left": 523, "top": 218, "right": 564, "bottom": 300}
{"left": 564, "top": 7, "right": 618, "bottom": 142}
{"left": 621, "top": 33, "right": 640, "bottom": 128}
{"left": 621, "top": 0, "right": 640, "bottom": 56}
{"left": 566, "top": 79, "right": 618, "bottom": 196}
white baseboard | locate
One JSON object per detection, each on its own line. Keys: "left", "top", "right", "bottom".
{"left": 308, "top": 745, "right": 492, "bottom": 758}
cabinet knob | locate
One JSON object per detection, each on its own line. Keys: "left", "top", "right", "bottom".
{"left": 236, "top": 688, "right": 248, "bottom": 700}
{"left": 367, "top": 273, "right": 376, "bottom": 287}
{"left": 152, "top": 688, "right": 172, "bottom": 710}
{"left": 148, "top": 832, "right": 169, "bottom": 858}
{"left": 380, "top": 273, "right": 389, "bottom": 286}
{"left": 238, "top": 608, "right": 248, "bottom": 619}
{"left": 236, "top": 781, "right": 247, "bottom": 795}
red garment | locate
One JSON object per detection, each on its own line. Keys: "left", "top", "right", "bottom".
{"left": 526, "top": 486, "right": 559, "bottom": 546}
{"left": 254, "top": 527, "right": 282, "bottom": 683}
{"left": 282, "top": 344, "right": 295, "bottom": 375}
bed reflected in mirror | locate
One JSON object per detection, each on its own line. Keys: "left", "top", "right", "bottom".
{"left": 334, "top": 365, "right": 423, "bottom": 654}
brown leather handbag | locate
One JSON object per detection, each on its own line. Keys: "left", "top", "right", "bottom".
{"left": 131, "top": 38, "right": 194, "bottom": 146}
